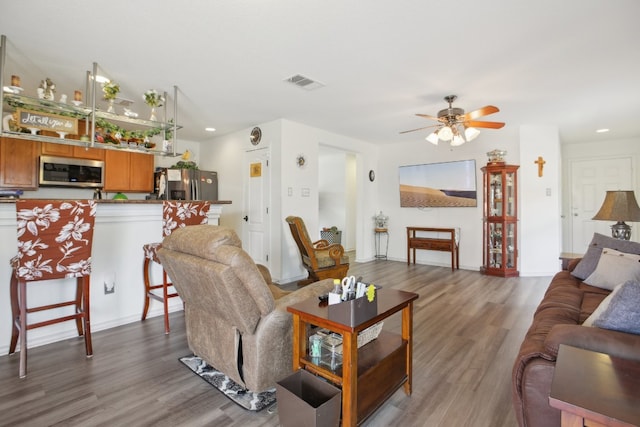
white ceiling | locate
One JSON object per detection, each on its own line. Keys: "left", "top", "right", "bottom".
{"left": 1, "top": 0, "right": 639, "bottom": 145}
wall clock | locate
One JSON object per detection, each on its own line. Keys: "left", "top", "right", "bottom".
{"left": 369, "top": 170, "right": 376, "bottom": 182}
{"left": 250, "top": 127, "right": 262, "bottom": 145}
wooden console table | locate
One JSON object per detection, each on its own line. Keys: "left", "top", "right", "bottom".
{"left": 406, "top": 227, "right": 459, "bottom": 271}
{"left": 287, "top": 289, "right": 419, "bottom": 427}
{"left": 550, "top": 345, "right": 640, "bottom": 427}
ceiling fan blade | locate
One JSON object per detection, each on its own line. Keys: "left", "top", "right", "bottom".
{"left": 463, "top": 105, "right": 499, "bottom": 120}
{"left": 399, "top": 124, "right": 439, "bottom": 134}
{"left": 415, "top": 113, "right": 441, "bottom": 121}
{"left": 464, "top": 120, "right": 505, "bottom": 129}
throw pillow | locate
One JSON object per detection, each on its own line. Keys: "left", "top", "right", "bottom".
{"left": 591, "top": 280, "right": 640, "bottom": 335}
{"left": 571, "top": 233, "right": 640, "bottom": 280}
{"left": 583, "top": 283, "right": 623, "bottom": 327}
{"left": 583, "top": 248, "right": 640, "bottom": 290}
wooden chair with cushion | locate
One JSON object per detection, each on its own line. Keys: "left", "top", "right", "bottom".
{"left": 9, "top": 199, "right": 97, "bottom": 378}
{"left": 142, "top": 200, "right": 210, "bottom": 334}
{"left": 285, "top": 215, "right": 349, "bottom": 285}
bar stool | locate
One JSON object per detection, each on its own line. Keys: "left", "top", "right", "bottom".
{"left": 142, "top": 200, "right": 211, "bottom": 334}
{"left": 9, "top": 199, "right": 97, "bottom": 378}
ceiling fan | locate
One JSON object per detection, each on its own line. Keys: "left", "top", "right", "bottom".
{"left": 400, "top": 95, "right": 505, "bottom": 146}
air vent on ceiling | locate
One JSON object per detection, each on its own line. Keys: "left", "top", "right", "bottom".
{"left": 284, "top": 74, "right": 325, "bottom": 91}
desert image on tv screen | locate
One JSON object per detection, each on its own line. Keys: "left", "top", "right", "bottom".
{"left": 399, "top": 159, "right": 477, "bottom": 207}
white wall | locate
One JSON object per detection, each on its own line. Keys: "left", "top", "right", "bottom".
{"left": 200, "top": 119, "right": 379, "bottom": 283}
{"left": 376, "top": 133, "right": 521, "bottom": 270}
{"left": 199, "top": 122, "right": 640, "bottom": 279}
{"left": 519, "top": 125, "right": 561, "bottom": 276}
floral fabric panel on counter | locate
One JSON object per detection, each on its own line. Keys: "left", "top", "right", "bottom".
{"left": 13, "top": 200, "right": 97, "bottom": 280}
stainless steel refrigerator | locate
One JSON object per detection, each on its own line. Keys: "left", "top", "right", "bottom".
{"left": 154, "top": 168, "right": 218, "bottom": 201}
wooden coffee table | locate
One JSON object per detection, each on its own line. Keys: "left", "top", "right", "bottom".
{"left": 549, "top": 344, "right": 640, "bottom": 427}
{"left": 287, "top": 288, "right": 418, "bottom": 426}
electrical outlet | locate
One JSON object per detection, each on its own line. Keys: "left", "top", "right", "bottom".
{"left": 288, "top": 187, "right": 293, "bottom": 196}
{"left": 104, "top": 272, "right": 115, "bottom": 294}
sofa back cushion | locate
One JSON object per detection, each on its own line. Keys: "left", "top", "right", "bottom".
{"left": 571, "top": 233, "right": 640, "bottom": 280}
{"left": 583, "top": 248, "right": 640, "bottom": 290}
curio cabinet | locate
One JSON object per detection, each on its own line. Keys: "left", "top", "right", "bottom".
{"left": 481, "top": 163, "right": 519, "bottom": 277}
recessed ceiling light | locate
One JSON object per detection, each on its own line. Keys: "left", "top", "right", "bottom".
{"left": 596, "top": 128, "right": 610, "bottom": 133}
{"left": 205, "top": 127, "right": 216, "bottom": 132}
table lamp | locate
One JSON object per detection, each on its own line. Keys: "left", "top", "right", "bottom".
{"left": 592, "top": 190, "right": 640, "bottom": 240}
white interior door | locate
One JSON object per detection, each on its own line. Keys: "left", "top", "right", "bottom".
{"left": 570, "top": 157, "right": 633, "bottom": 252}
{"left": 242, "top": 148, "right": 270, "bottom": 268}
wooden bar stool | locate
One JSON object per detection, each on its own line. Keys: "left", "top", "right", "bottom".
{"left": 141, "top": 200, "right": 211, "bottom": 334}
{"left": 9, "top": 199, "right": 97, "bottom": 378}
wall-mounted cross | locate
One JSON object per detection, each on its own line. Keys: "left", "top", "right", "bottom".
{"left": 534, "top": 156, "right": 546, "bottom": 177}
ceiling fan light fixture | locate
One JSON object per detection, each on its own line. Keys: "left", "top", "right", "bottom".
{"left": 450, "top": 135, "right": 466, "bottom": 146}
{"left": 438, "top": 126, "right": 453, "bottom": 141}
{"left": 465, "top": 127, "right": 481, "bottom": 141}
{"left": 426, "top": 132, "right": 439, "bottom": 145}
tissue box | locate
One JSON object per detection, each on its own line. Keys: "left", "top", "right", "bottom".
{"left": 328, "top": 294, "right": 378, "bottom": 326}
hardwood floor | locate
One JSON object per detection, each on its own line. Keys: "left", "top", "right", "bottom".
{"left": 0, "top": 259, "right": 550, "bottom": 427}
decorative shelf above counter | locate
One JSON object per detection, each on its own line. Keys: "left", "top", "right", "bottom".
{"left": 1, "top": 35, "right": 183, "bottom": 157}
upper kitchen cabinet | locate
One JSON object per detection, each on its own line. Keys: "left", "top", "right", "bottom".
{"left": 1, "top": 35, "right": 181, "bottom": 157}
{"left": 104, "top": 150, "right": 153, "bottom": 193}
{"left": 0, "top": 136, "right": 39, "bottom": 189}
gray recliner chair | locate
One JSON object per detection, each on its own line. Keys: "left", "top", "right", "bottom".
{"left": 157, "top": 224, "right": 334, "bottom": 392}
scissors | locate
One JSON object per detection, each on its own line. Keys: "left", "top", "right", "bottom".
{"left": 341, "top": 276, "right": 356, "bottom": 300}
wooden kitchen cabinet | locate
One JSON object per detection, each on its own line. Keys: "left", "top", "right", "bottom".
{"left": 41, "top": 141, "right": 73, "bottom": 157}
{"left": 129, "top": 152, "right": 154, "bottom": 192}
{"left": 73, "top": 145, "right": 104, "bottom": 160}
{"left": 42, "top": 141, "right": 105, "bottom": 160}
{"left": 104, "top": 150, "right": 130, "bottom": 192}
{"left": 104, "top": 150, "right": 153, "bottom": 193}
{"left": 0, "top": 137, "right": 40, "bottom": 189}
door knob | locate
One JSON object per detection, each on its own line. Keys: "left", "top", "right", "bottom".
{"left": 243, "top": 215, "right": 248, "bottom": 222}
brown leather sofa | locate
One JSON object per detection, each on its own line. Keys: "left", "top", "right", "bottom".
{"left": 157, "top": 224, "right": 335, "bottom": 393}
{"left": 512, "top": 258, "right": 640, "bottom": 427}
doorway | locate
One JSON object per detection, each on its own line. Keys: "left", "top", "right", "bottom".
{"left": 242, "top": 148, "right": 270, "bottom": 270}
{"left": 569, "top": 156, "right": 633, "bottom": 252}
{"left": 318, "top": 146, "right": 357, "bottom": 254}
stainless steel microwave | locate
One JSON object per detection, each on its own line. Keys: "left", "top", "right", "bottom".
{"left": 39, "top": 155, "right": 105, "bottom": 188}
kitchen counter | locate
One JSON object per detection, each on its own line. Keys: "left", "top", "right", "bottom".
{"left": 0, "top": 198, "right": 232, "bottom": 204}
{"left": 0, "top": 200, "right": 230, "bottom": 354}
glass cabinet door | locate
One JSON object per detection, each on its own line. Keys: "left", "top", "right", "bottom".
{"left": 489, "top": 172, "right": 503, "bottom": 217}
{"left": 505, "top": 222, "right": 516, "bottom": 269}
{"left": 505, "top": 171, "right": 516, "bottom": 217}
{"left": 488, "top": 222, "right": 503, "bottom": 268}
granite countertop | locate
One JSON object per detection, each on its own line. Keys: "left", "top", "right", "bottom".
{"left": 0, "top": 198, "right": 232, "bottom": 204}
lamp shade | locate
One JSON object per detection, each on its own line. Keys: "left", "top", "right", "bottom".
{"left": 592, "top": 191, "right": 640, "bottom": 222}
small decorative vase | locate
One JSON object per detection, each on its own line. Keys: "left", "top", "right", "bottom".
{"left": 107, "top": 99, "right": 116, "bottom": 113}
{"left": 149, "top": 106, "right": 157, "bottom": 121}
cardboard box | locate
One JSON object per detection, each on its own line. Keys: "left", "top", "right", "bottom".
{"left": 276, "top": 369, "right": 341, "bottom": 427}
{"left": 328, "top": 294, "right": 378, "bottom": 326}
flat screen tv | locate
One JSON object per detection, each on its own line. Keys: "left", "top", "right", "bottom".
{"left": 398, "top": 159, "right": 477, "bottom": 207}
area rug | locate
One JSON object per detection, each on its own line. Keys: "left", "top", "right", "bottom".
{"left": 179, "top": 355, "right": 276, "bottom": 411}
